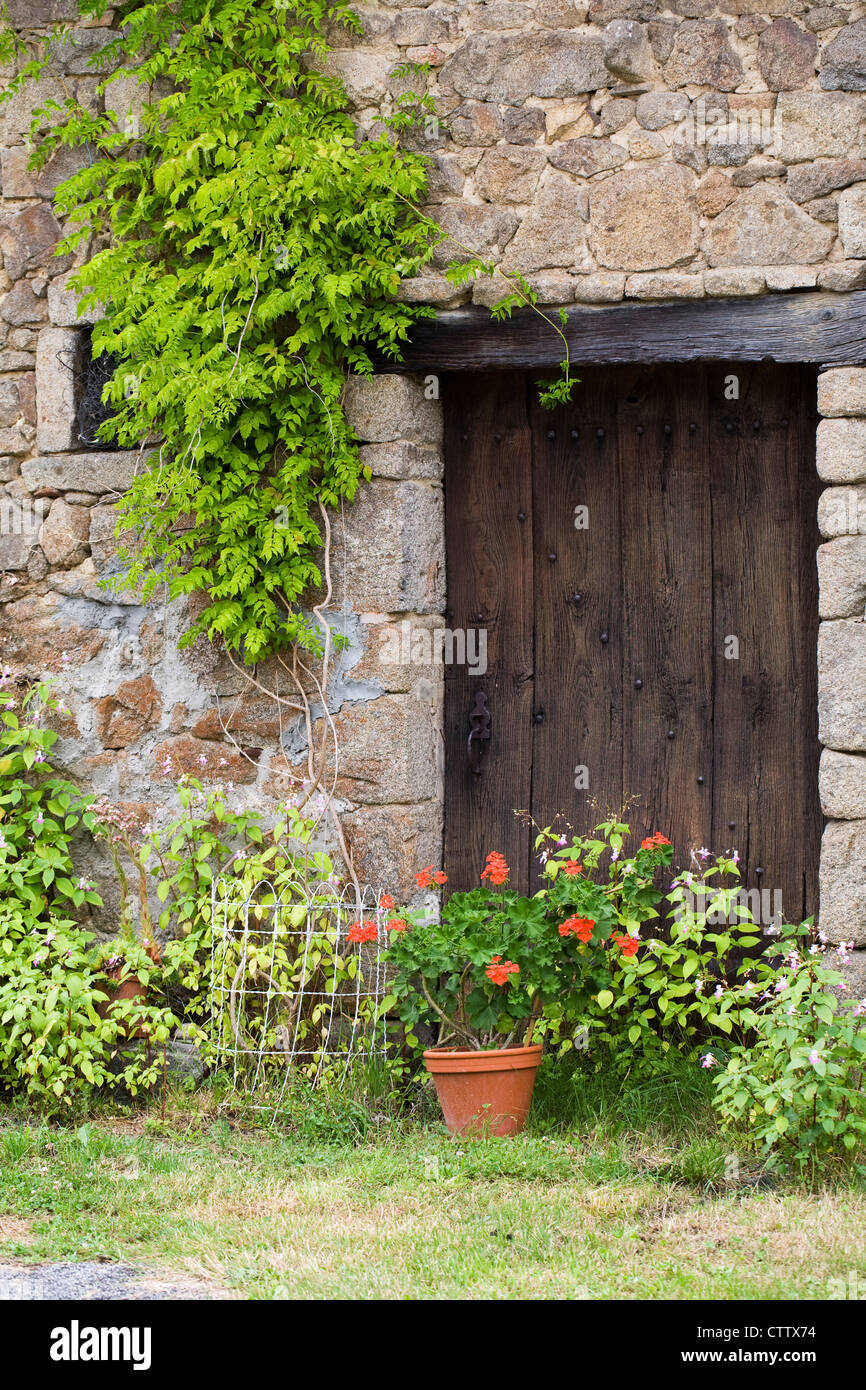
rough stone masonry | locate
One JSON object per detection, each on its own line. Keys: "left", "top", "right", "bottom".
{"left": 0, "top": 1, "right": 865, "bottom": 986}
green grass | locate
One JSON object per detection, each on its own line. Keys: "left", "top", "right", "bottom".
{"left": 1, "top": 1060, "right": 864, "bottom": 1300}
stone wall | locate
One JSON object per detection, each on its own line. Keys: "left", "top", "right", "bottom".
{"left": 321, "top": 0, "right": 866, "bottom": 303}
{"left": 0, "top": 2, "right": 865, "bottom": 972}
{"left": 817, "top": 367, "right": 866, "bottom": 990}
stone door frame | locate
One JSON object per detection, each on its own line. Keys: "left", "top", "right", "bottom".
{"left": 350, "top": 288, "right": 866, "bottom": 983}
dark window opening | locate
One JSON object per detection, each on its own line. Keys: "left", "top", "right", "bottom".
{"left": 75, "top": 325, "right": 121, "bottom": 449}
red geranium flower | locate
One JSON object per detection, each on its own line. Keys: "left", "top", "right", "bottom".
{"left": 485, "top": 958, "right": 520, "bottom": 986}
{"left": 480, "top": 851, "right": 509, "bottom": 886}
{"left": 387, "top": 917, "right": 409, "bottom": 934}
{"left": 378, "top": 893, "right": 395, "bottom": 911}
{"left": 640, "top": 832, "right": 671, "bottom": 851}
{"left": 613, "top": 932, "right": 640, "bottom": 957}
{"left": 563, "top": 860, "right": 582, "bottom": 877}
{"left": 415, "top": 866, "right": 446, "bottom": 889}
{"left": 347, "top": 920, "right": 378, "bottom": 945}
{"left": 558, "top": 915, "right": 594, "bottom": 942}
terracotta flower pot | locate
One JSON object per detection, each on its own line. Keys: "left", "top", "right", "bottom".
{"left": 98, "top": 976, "right": 149, "bottom": 1039}
{"left": 423, "top": 1043, "right": 543, "bottom": 1137}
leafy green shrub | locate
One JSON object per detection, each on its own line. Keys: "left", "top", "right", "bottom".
{"left": 0, "top": 678, "right": 102, "bottom": 926}
{"left": 0, "top": 680, "right": 175, "bottom": 1107}
{"left": 711, "top": 931, "right": 866, "bottom": 1168}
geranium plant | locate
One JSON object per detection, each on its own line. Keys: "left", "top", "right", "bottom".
{"left": 382, "top": 821, "right": 682, "bottom": 1055}
{"left": 383, "top": 854, "right": 576, "bottom": 1051}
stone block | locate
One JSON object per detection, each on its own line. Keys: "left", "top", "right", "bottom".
{"left": 635, "top": 90, "right": 690, "bottom": 130}
{"left": 820, "top": 749, "right": 866, "bottom": 819}
{"left": 38, "top": 498, "right": 90, "bottom": 568}
{"left": 756, "top": 18, "right": 817, "bottom": 90}
{"left": 503, "top": 107, "right": 547, "bottom": 145}
{"left": 838, "top": 184, "right": 866, "bottom": 257}
{"left": 819, "top": 17, "right": 866, "bottom": 91}
{"left": 819, "top": 819, "right": 866, "bottom": 946}
{"left": 21, "top": 450, "right": 145, "bottom": 495}
{"left": 0, "top": 495, "right": 42, "bottom": 572}
{"left": 548, "top": 137, "right": 628, "bottom": 179}
{"left": 662, "top": 19, "right": 744, "bottom": 90}
{"left": 345, "top": 615, "right": 446, "bottom": 695}
{"left": 36, "top": 326, "right": 82, "bottom": 452}
{"left": 705, "top": 183, "right": 833, "bottom": 266}
{"left": 589, "top": 165, "right": 698, "bottom": 272}
{"left": 0, "top": 204, "right": 68, "bottom": 283}
{"left": 703, "top": 268, "right": 767, "bottom": 297}
{"left": 391, "top": 8, "right": 457, "bottom": 44}
{"left": 0, "top": 591, "right": 106, "bottom": 673}
{"left": 625, "top": 272, "right": 704, "bottom": 298}
{"left": 319, "top": 50, "right": 397, "bottom": 104}
{"left": 154, "top": 735, "right": 260, "bottom": 785}
{"left": 344, "top": 375, "right": 443, "bottom": 445}
{"left": 572, "top": 272, "right": 626, "bottom": 302}
{"left": 430, "top": 201, "right": 520, "bottom": 268}
{"left": 818, "top": 619, "right": 866, "bottom": 752}
{"left": 342, "top": 799, "right": 444, "bottom": 899}
{"left": 191, "top": 697, "right": 285, "bottom": 745}
{"left": 628, "top": 130, "right": 668, "bottom": 160}
{"left": 398, "top": 275, "right": 469, "bottom": 309}
{"left": 697, "top": 171, "right": 739, "bottom": 216}
{"left": 818, "top": 486, "right": 866, "bottom": 539}
{"left": 818, "top": 262, "right": 866, "bottom": 292}
{"left": 773, "top": 92, "right": 864, "bottom": 161}
{"left": 439, "top": 32, "right": 607, "bottom": 103}
{"left": 4, "top": 0, "right": 78, "bottom": 21}
{"left": 818, "top": 369, "right": 866, "bottom": 419}
{"left": 0, "top": 282, "right": 47, "bottom": 327}
{"left": 47, "top": 270, "right": 102, "bottom": 327}
{"left": 332, "top": 694, "right": 439, "bottom": 804}
{"left": 96, "top": 674, "right": 163, "bottom": 749}
{"left": 786, "top": 158, "right": 866, "bottom": 205}
{"left": 447, "top": 101, "right": 503, "bottom": 146}
{"left": 590, "top": 0, "right": 657, "bottom": 20}
{"left": 357, "top": 441, "right": 444, "bottom": 480}
{"left": 501, "top": 173, "right": 591, "bottom": 275}
{"left": 818, "top": 536, "right": 866, "bottom": 618}
{"left": 764, "top": 266, "right": 818, "bottom": 290}
{"left": 0, "top": 144, "right": 87, "bottom": 200}
{"left": 474, "top": 146, "right": 547, "bottom": 203}
{"left": 330, "top": 479, "right": 445, "bottom": 615}
{"left": 817, "top": 418, "right": 866, "bottom": 483}
{"left": 45, "top": 28, "right": 118, "bottom": 75}
{"left": 597, "top": 97, "right": 636, "bottom": 135}
{"left": 602, "top": 19, "right": 655, "bottom": 82}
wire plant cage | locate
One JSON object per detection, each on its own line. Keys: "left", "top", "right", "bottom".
{"left": 210, "top": 879, "right": 393, "bottom": 1110}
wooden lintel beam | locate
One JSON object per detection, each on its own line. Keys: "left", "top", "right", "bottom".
{"left": 369, "top": 290, "right": 866, "bottom": 371}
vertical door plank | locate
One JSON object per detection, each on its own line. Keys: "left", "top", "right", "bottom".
{"left": 443, "top": 373, "right": 535, "bottom": 892}
{"left": 618, "top": 365, "right": 714, "bottom": 858}
{"left": 710, "top": 363, "right": 820, "bottom": 923}
{"left": 529, "top": 369, "right": 623, "bottom": 884}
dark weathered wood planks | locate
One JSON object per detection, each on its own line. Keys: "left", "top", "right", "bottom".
{"left": 444, "top": 365, "right": 821, "bottom": 916}
{"left": 443, "top": 373, "right": 535, "bottom": 893}
{"left": 372, "top": 291, "right": 866, "bottom": 372}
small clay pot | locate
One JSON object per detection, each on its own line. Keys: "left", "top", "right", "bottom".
{"left": 98, "top": 975, "right": 149, "bottom": 1039}
{"left": 422, "top": 1043, "right": 543, "bottom": 1137}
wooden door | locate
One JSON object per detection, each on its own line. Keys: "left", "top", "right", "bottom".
{"left": 443, "top": 364, "right": 821, "bottom": 924}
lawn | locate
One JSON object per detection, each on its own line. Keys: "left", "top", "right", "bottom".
{"left": 1, "top": 1064, "right": 864, "bottom": 1300}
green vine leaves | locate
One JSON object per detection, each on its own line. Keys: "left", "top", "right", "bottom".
{"left": 2, "top": 0, "right": 574, "bottom": 666}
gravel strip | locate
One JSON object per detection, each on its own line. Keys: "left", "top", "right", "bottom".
{"left": 0, "top": 1260, "right": 213, "bottom": 1300}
